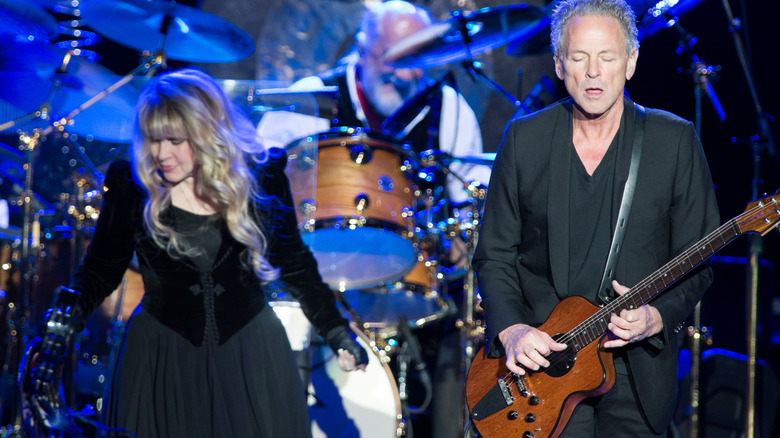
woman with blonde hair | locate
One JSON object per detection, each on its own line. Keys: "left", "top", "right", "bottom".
{"left": 27, "top": 67, "right": 367, "bottom": 437}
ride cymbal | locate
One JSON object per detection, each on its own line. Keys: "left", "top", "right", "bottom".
{"left": 80, "top": 0, "right": 255, "bottom": 63}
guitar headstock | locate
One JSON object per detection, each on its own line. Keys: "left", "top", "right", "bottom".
{"left": 737, "top": 191, "right": 780, "bottom": 236}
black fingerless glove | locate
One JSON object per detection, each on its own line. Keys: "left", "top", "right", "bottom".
{"left": 324, "top": 325, "right": 369, "bottom": 366}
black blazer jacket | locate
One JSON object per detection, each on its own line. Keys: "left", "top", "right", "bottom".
{"left": 473, "top": 97, "right": 720, "bottom": 432}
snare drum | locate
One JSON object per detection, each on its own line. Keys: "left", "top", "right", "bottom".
{"left": 285, "top": 128, "right": 418, "bottom": 290}
{"left": 309, "top": 326, "right": 403, "bottom": 438}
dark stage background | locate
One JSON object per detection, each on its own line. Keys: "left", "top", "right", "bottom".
{"left": 1, "top": 0, "right": 778, "bottom": 436}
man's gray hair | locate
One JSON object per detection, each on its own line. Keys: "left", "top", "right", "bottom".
{"left": 550, "top": 0, "right": 640, "bottom": 57}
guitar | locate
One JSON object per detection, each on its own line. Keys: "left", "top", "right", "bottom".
{"left": 465, "top": 191, "right": 780, "bottom": 438}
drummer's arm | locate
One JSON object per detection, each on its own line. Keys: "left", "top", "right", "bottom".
{"left": 255, "top": 76, "right": 333, "bottom": 149}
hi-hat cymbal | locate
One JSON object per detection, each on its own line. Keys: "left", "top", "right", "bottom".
{"left": 385, "top": 4, "right": 544, "bottom": 69}
{"left": 0, "top": 0, "right": 59, "bottom": 42}
{"left": 0, "top": 36, "right": 138, "bottom": 143}
{"left": 80, "top": 0, "right": 255, "bottom": 63}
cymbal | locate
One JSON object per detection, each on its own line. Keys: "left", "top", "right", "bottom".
{"left": 0, "top": 0, "right": 59, "bottom": 42}
{"left": 385, "top": 4, "right": 545, "bottom": 69}
{"left": 79, "top": 0, "right": 255, "bottom": 63}
{"left": 636, "top": 0, "right": 708, "bottom": 41}
{"left": 0, "top": 36, "right": 138, "bottom": 143}
{"left": 254, "top": 86, "right": 340, "bottom": 96}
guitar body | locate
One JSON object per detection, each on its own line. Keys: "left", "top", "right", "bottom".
{"left": 466, "top": 296, "right": 616, "bottom": 438}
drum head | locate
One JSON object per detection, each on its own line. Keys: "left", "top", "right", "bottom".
{"left": 309, "top": 329, "right": 401, "bottom": 437}
{"left": 342, "top": 287, "right": 451, "bottom": 329}
{"left": 303, "top": 227, "right": 416, "bottom": 289}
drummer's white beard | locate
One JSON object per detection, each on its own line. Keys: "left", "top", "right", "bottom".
{"left": 365, "top": 83, "right": 405, "bottom": 117}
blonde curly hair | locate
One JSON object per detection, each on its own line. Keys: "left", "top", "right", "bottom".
{"left": 132, "top": 68, "right": 279, "bottom": 282}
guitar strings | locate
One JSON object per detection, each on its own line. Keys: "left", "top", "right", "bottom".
{"left": 493, "top": 197, "right": 777, "bottom": 386}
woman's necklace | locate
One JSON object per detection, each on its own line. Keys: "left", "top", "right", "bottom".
{"left": 174, "top": 182, "right": 215, "bottom": 215}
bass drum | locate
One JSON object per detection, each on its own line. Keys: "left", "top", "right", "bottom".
{"left": 309, "top": 326, "right": 404, "bottom": 438}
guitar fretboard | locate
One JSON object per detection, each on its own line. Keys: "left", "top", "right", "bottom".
{"left": 564, "top": 218, "right": 741, "bottom": 352}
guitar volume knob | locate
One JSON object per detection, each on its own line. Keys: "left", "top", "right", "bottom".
{"left": 523, "top": 432, "right": 534, "bottom": 438}
{"left": 525, "top": 413, "right": 536, "bottom": 423}
{"left": 508, "top": 411, "right": 519, "bottom": 420}
{"left": 529, "top": 396, "right": 540, "bottom": 406}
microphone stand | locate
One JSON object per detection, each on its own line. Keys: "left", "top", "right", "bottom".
{"left": 418, "top": 150, "right": 487, "bottom": 435}
{"left": 716, "top": 4, "right": 777, "bottom": 438}
{"left": 668, "top": 21, "right": 726, "bottom": 438}
{"left": 448, "top": 10, "right": 533, "bottom": 117}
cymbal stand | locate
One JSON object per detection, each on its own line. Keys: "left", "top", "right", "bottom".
{"left": 448, "top": 10, "right": 533, "bottom": 117}
{"left": 419, "top": 152, "right": 487, "bottom": 433}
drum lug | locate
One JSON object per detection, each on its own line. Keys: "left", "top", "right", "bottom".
{"left": 349, "top": 144, "right": 373, "bottom": 164}
{"left": 377, "top": 175, "right": 395, "bottom": 192}
{"left": 354, "top": 192, "right": 370, "bottom": 213}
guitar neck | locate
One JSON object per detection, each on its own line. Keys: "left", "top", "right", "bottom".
{"left": 565, "top": 217, "right": 741, "bottom": 352}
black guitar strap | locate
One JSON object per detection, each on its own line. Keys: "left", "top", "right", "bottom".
{"left": 597, "top": 103, "right": 646, "bottom": 305}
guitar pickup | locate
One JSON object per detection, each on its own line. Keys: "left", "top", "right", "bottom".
{"left": 471, "top": 378, "right": 515, "bottom": 420}
{"left": 513, "top": 373, "right": 530, "bottom": 397}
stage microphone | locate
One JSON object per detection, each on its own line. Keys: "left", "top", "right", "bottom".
{"left": 381, "top": 70, "right": 456, "bottom": 140}
{"left": 397, "top": 316, "right": 432, "bottom": 415}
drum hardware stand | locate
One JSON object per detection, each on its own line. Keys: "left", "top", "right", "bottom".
{"left": 457, "top": 188, "right": 486, "bottom": 435}
{"left": 419, "top": 153, "right": 487, "bottom": 434}
{"left": 395, "top": 316, "right": 431, "bottom": 438}
{"left": 444, "top": 10, "right": 533, "bottom": 118}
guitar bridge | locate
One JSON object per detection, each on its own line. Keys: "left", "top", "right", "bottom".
{"left": 470, "top": 378, "right": 515, "bottom": 420}
{"left": 498, "top": 378, "right": 514, "bottom": 405}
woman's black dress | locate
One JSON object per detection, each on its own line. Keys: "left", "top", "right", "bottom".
{"left": 70, "top": 152, "right": 347, "bottom": 437}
